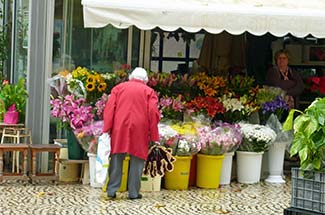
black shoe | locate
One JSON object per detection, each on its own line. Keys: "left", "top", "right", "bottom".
{"left": 107, "top": 193, "right": 116, "bottom": 199}
{"left": 129, "top": 194, "right": 142, "bottom": 200}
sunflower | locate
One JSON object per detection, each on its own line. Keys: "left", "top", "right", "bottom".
{"left": 97, "top": 82, "right": 107, "bottom": 92}
{"left": 94, "top": 74, "right": 103, "bottom": 83}
{"left": 86, "top": 82, "right": 95, "bottom": 92}
{"left": 87, "top": 74, "right": 96, "bottom": 83}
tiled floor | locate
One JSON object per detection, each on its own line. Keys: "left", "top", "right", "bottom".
{"left": 0, "top": 180, "right": 291, "bottom": 215}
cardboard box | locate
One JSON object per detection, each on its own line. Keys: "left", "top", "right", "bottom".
{"left": 140, "top": 174, "right": 161, "bottom": 192}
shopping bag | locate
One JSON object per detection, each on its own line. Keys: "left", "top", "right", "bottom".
{"left": 95, "top": 133, "right": 111, "bottom": 184}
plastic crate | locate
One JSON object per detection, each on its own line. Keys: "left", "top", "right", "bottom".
{"left": 291, "top": 168, "right": 325, "bottom": 214}
{"left": 284, "top": 207, "right": 324, "bottom": 215}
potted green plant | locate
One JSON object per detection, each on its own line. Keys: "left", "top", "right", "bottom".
{"left": 283, "top": 97, "right": 325, "bottom": 214}
{"left": 283, "top": 97, "right": 325, "bottom": 171}
{"left": 0, "top": 78, "right": 28, "bottom": 123}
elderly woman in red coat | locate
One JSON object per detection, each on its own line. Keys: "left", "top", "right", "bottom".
{"left": 103, "top": 67, "right": 160, "bottom": 200}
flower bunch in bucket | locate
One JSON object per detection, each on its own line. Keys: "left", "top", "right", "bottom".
{"left": 74, "top": 120, "right": 104, "bottom": 154}
{"left": 158, "top": 122, "right": 200, "bottom": 156}
{"left": 238, "top": 122, "right": 276, "bottom": 152}
{"left": 260, "top": 96, "right": 289, "bottom": 124}
{"left": 197, "top": 122, "right": 242, "bottom": 155}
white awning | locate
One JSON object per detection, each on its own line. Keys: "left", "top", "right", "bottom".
{"left": 81, "top": 0, "right": 325, "bottom": 38}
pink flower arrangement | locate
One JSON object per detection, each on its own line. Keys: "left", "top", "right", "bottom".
{"left": 158, "top": 122, "right": 200, "bottom": 156}
{"left": 74, "top": 120, "right": 104, "bottom": 153}
{"left": 197, "top": 122, "right": 242, "bottom": 155}
{"left": 159, "top": 95, "right": 185, "bottom": 121}
{"left": 95, "top": 93, "right": 109, "bottom": 119}
{"left": 50, "top": 95, "right": 94, "bottom": 130}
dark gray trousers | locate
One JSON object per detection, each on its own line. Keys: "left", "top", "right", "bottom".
{"left": 107, "top": 153, "right": 145, "bottom": 198}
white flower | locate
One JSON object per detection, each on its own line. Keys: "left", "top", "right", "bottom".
{"left": 239, "top": 122, "right": 276, "bottom": 144}
{"left": 221, "top": 95, "right": 244, "bottom": 112}
{"left": 158, "top": 123, "right": 178, "bottom": 138}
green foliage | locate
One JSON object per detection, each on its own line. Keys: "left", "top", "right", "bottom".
{"left": 238, "top": 139, "right": 268, "bottom": 153}
{"left": 228, "top": 75, "right": 256, "bottom": 97}
{"left": 0, "top": 2, "right": 7, "bottom": 73}
{"left": 283, "top": 98, "right": 325, "bottom": 171}
{"left": 0, "top": 78, "right": 28, "bottom": 113}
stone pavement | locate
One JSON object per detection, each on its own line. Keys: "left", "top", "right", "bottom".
{"left": 0, "top": 180, "right": 291, "bottom": 215}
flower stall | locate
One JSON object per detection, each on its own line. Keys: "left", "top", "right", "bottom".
{"left": 49, "top": 64, "right": 298, "bottom": 189}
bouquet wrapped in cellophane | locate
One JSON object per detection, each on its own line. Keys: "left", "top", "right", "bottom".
{"left": 238, "top": 122, "right": 276, "bottom": 152}
{"left": 74, "top": 120, "right": 104, "bottom": 154}
{"left": 158, "top": 121, "right": 201, "bottom": 156}
{"left": 197, "top": 122, "right": 242, "bottom": 155}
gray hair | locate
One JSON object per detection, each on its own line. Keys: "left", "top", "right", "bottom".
{"left": 128, "top": 67, "right": 148, "bottom": 83}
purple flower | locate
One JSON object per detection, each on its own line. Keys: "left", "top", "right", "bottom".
{"left": 262, "top": 96, "right": 288, "bottom": 117}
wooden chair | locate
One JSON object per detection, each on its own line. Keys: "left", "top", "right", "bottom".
{"left": 0, "top": 144, "right": 29, "bottom": 183}
{"left": 29, "top": 144, "right": 61, "bottom": 183}
{"left": 0, "top": 127, "right": 32, "bottom": 173}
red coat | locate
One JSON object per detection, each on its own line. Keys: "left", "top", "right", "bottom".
{"left": 103, "top": 79, "right": 160, "bottom": 160}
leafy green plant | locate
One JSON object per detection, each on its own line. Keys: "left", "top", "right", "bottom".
{"left": 283, "top": 97, "right": 325, "bottom": 171}
{"left": 0, "top": 78, "right": 28, "bottom": 114}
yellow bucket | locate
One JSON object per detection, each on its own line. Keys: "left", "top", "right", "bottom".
{"left": 196, "top": 153, "right": 224, "bottom": 189}
{"left": 102, "top": 155, "right": 130, "bottom": 192}
{"left": 164, "top": 155, "right": 192, "bottom": 190}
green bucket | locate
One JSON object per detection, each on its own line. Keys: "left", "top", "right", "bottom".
{"left": 66, "top": 129, "right": 86, "bottom": 160}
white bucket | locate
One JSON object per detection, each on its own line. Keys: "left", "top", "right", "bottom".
{"left": 220, "top": 152, "right": 234, "bottom": 185}
{"left": 87, "top": 153, "right": 103, "bottom": 188}
{"left": 236, "top": 151, "right": 264, "bottom": 184}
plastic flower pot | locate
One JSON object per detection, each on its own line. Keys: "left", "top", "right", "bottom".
{"left": 196, "top": 153, "right": 224, "bottom": 188}
{"left": 236, "top": 151, "right": 264, "bottom": 184}
{"left": 67, "top": 129, "right": 86, "bottom": 160}
{"left": 220, "top": 151, "right": 234, "bottom": 185}
{"left": 164, "top": 155, "right": 192, "bottom": 190}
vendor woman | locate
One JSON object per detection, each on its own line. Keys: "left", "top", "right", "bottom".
{"left": 266, "top": 49, "right": 304, "bottom": 109}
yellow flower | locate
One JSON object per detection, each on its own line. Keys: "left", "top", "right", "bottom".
{"left": 204, "top": 88, "right": 216, "bottom": 97}
{"left": 86, "top": 82, "right": 95, "bottom": 92}
{"left": 94, "top": 74, "right": 103, "bottom": 83}
{"left": 58, "top": 70, "right": 69, "bottom": 77}
{"left": 72, "top": 67, "right": 89, "bottom": 79}
{"left": 77, "top": 132, "right": 84, "bottom": 138}
{"left": 171, "top": 123, "right": 197, "bottom": 135}
{"left": 87, "top": 75, "right": 96, "bottom": 83}
{"left": 98, "top": 82, "right": 107, "bottom": 92}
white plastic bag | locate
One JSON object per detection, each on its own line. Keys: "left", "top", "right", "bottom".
{"left": 95, "top": 133, "right": 111, "bottom": 184}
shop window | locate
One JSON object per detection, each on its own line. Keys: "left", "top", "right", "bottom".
{"left": 51, "top": 0, "right": 140, "bottom": 140}
{"left": 53, "top": 0, "right": 139, "bottom": 74}
{"left": 150, "top": 29, "right": 204, "bottom": 73}
{"left": 0, "top": 0, "right": 29, "bottom": 82}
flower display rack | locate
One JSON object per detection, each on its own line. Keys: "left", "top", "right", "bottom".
{"left": 291, "top": 168, "right": 325, "bottom": 214}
